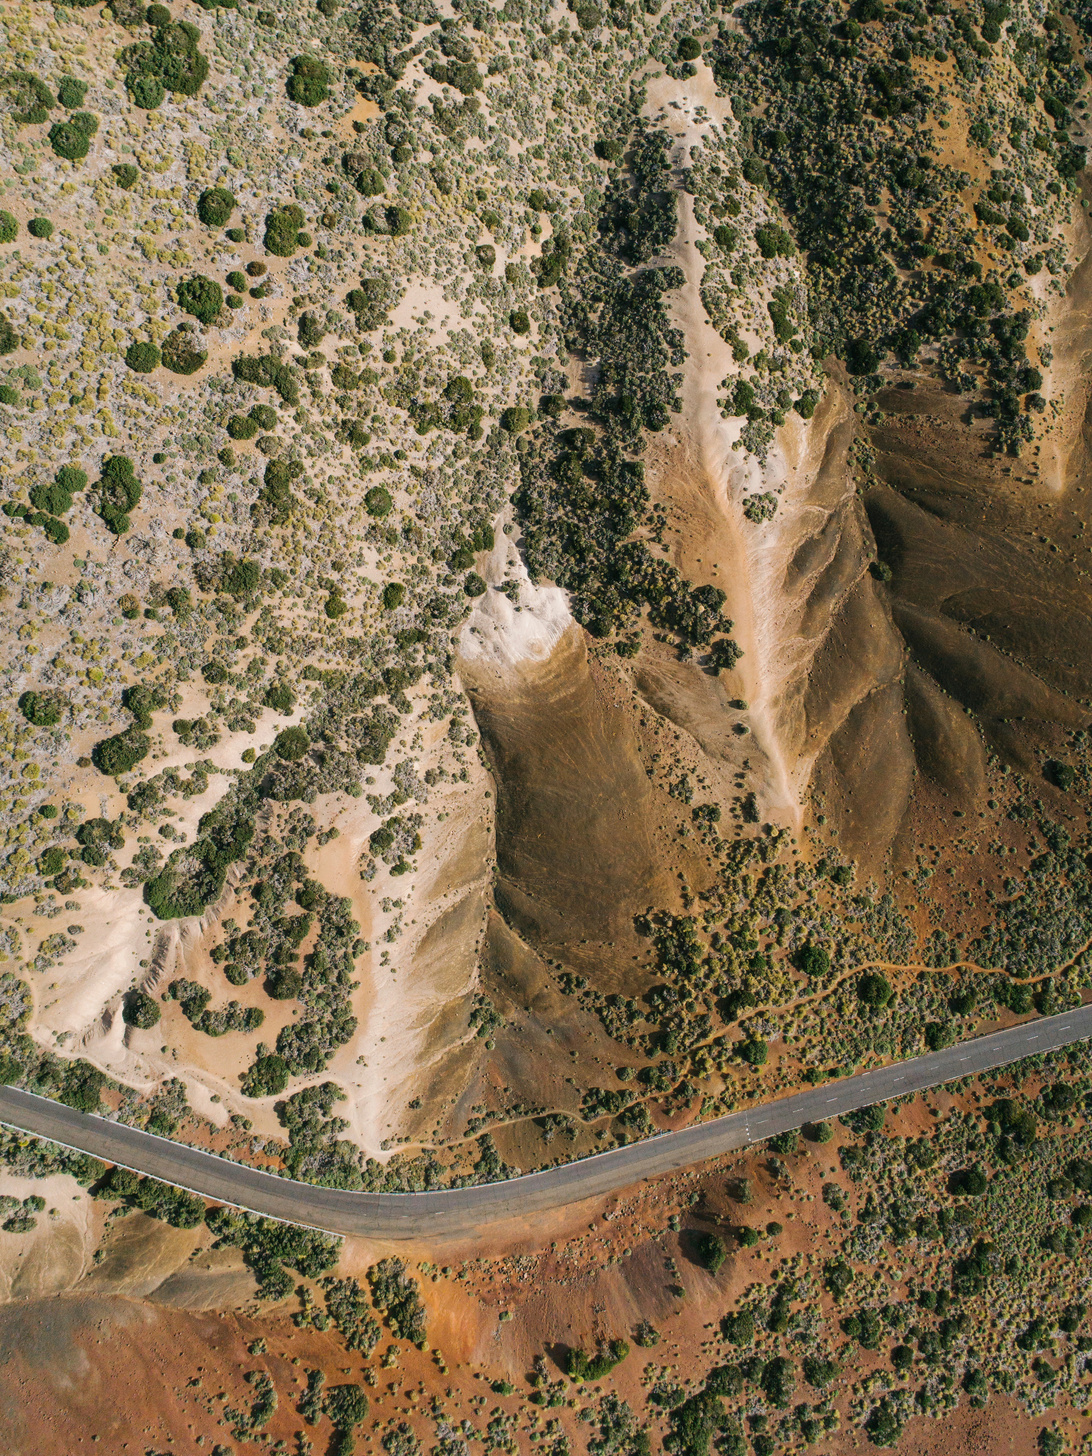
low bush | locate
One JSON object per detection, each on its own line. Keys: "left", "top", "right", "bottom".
{"left": 509, "top": 308, "right": 531, "bottom": 334}
{"left": 122, "top": 19, "right": 209, "bottom": 102}
{"left": 112, "top": 163, "right": 139, "bottom": 189}
{"left": 0, "top": 212, "right": 17, "bottom": 244}
{"left": 381, "top": 582, "right": 405, "bottom": 610}
{"left": 27, "top": 217, "right": 53, "bottom": 240}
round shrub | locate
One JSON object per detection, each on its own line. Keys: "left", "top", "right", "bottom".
{"left": 500, "top": 405, "right": 531, "bottom": 434}
{"left": 122, "top": 988, "right": 161, "bottom": 1028}
{"left": 147, "top": 3, "right": 172, "bottom": 23}
{"left": 274, "top": 726, "right": 310, "bottom": 761}
{"left": 27, "top": 217, "right": 53, "bottom": 239}
{"left": 227, "top": 413, "right": 259, "bottom": 440}
{"left": 112, "top": 163, "right": 139, "bottom": 189}
{"left": 242, "top": 1053, "right": 289, "bottom": 1097}
{"left": 125, "top": 340, "right": 160, "bottom": 373}
{"left": 0, "top": 385, "right": 19, "bottom": 405}
{"left": 0, "top": 212, "right": 16, "bottom": 244}
{"left": 595, "top": 138, "right": 624, "bottom": 163}
{"left": 264, "top": 203, "right": 304, "bottom": 257}
{"left": 388, "top": 205, "right": 412, "bottom": 236}
{"left": 129, "top": 73, "right": 164, "bottom": 109}
{"left": 57, "top": 76, "right": 89, "bottom": 109}
{"left": 93, "top": 726, "right": 151, "bottom": 777}
{"left": 197, "top": 186, "right": 235, "bottom": 227}
{"left": 161, "top": 328, "right": 207, "bottom": 375}
{"left": 677, "top": 35, "right": 702, "bottom": 59}
{"left": 365, "top": 485, "right": 393, "bottom": 517}
{"left": 509, "top": 308, "right": 530, "bottom": 335}
{"left": 49, "top": 112, "right": 97, "bottom": 160}
{"left": 251, "top": 403, "right": 277, "bottom": 430}
{"left": 267, "top": 966, "right": 303, "bottom": 1000}
{"left": 475, "top": 243, "right": 496, "bottom": 270}
{"left": 464, "top": 572, "right": 487, "bottom": 598}
{"left": 539, "top": 392, "right": 565, "bottom": 418}
{"left": 858, "top": 971, "right": 893, "bottom": 1008}
{"left": 19, "top": 690, "right": 63, "bottom": 727}
{"left": 264, "top": 681, "right": 296, "bottom": 714}
{"left": 177, "top": 273, "right": 223, "bottom": 324}
{"left": 286, "top": 54, "right": 330, "bottom": 106}
{"left": 382, "top": 581, "right": 405, "bottom": 610}
{"left": 0, "top": 312, "right": 16, "bottom": 354}
{"left": 226, "top": 269, "right": 247, "bottom": 292}
{"left": 38, "top": 847, "right": 66, "bottom": 877}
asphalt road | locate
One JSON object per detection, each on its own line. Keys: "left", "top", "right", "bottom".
{"left": 2, "top": 1003, "right": 1090, "bottom": 1240}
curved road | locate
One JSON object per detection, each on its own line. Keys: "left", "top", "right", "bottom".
{"left": 2, "top": 1004, "right": 1090, "bottom": 1240}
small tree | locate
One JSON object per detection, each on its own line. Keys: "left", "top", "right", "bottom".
{"left": 123, "top": 989, "right": 161, "bottom": 1029}
{"left": 197, "top": 186, "right": 235, "bottom": 226}
{"left": 125, "top": 340, "right": 160, "bottom": 373}
{"left": 177, "top": 274, "right": 224, "bottom": 324}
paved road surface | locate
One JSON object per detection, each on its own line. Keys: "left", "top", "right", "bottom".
{"left": 2, "top": 1004, "right": 1090, "bottom": 1240}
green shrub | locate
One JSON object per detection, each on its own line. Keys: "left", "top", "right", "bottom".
{"left": 27, "top": 217, "right": 53, "bottom": 240}
{"left": 858, "top": 971, "right": 893, "bottom": 1007}
{"left": 566, "top": 1339, "right": 629, "bottom": 1382}
{"left": 364, "top": 485, "right": 393, "bottom": 517}
{"left": 123, "top": 20, "right": 209, "bottom": 101}
{"left": 94, "top": 454, "right": 142, "bottom": 534}
{"left": 0, "top": 385, "right": 19, "bottom": 405}
{"left": 125, "top": 340, "right": 160, "bottom": 373}
{"left": 595, "top": 138, "right": 624, "bottom": 162}
{"left": 177, "top": 273, "right": 223, "bottom": 323}
{"left": 123, "top": 989, "right": 161, "bottom": 1028}
{"left": 475, "top": 243, "right": 496, "bottom": 269}
{"left": 49, "top": 112, "right": 97, "bottom": 161}
{"left": 287, "top": 54, "right": 330, "bottom": 106}
{"left": 222, "top": 556, "right": 261, "bottom": 597}
{"left": 275, "top": 727, "right": 310, "bottom": 761}
{"left": 113, "top": 163, "right": 140, "bottom": 189}
{"left": 0, "top": 312, "right": 16, "bottom": 353}
{"left": 93, "top": 726, "right": 151, "bottom": 776}
{"left": 38, "top": 846, "right": 66, "bottom": 877}
{"left": 227, "top": 413, "right": 259, "bottom": 440}
{"left": 161, "top": 328, "right": 207, "bottom": 375}
{"left": 464, "top": 572, "right": 487, "bottom": 598}
{"left": 754, "top": 224, "right": 795, "bottom": 258}
{"left": 509, "top": 308, "right": 531, "bottom": 334}
{"left": 57, "top": 76, "right": 88, "bottom": 108}
{"left": 528, "top": 188, "right": 553, "bottom": 212}
{"left": 197, "top": 186, "right": 235, "bottom": 226}
{"left": 264, "top": 203, "right": 305, "bottom": 257}
{"left": 500, "top": 405, "right": 531, "bottom": 433}
{"left": 0, "top": 213, "right": 15, "bottom": 245}
{"left": 1, "top": 71, "right": 55, "bottom": 125}
{"left": 713, "top": 224, "right": 737, "bottom": 251}
{"left": 147, "top": 3, "right": 172, "bottom": 24}
{"left": 129, "top": 73, "right": 165, "bottom": 108}
{"left": 19, "top": 690, "right": 63, "bottom": 727}
{"left": 264, "top": 681, "right": 296, "bottom": 714}
{"left": 677, "top": 36, "right": 702, "bottom": 59}
{"left": 29, "top": 477, "right": 74, "bottom": 515}
{"left": 242, "top": 1053, "right": 290, "bottom": 1097}
{"left": 696, "top": 1232, "right": 727, "bottom": 1273}
{"left": 382, "top": 582, "right": 405, "bottom": 610}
